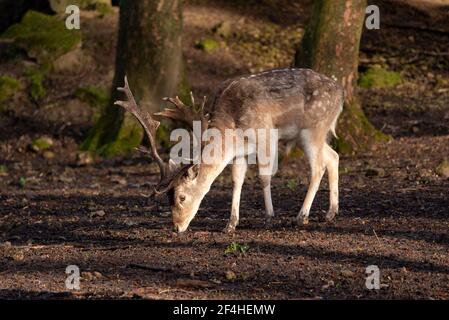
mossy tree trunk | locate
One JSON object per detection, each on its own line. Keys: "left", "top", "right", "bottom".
{"left": 81, "top": 0, "right": 185, "bottom": 156}
{"left": 295, "top": 0, "right": 385, "bottom": 154}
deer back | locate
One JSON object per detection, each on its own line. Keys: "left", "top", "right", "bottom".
{"left": 209, "top": 68, "right": 344, "bottom": 136}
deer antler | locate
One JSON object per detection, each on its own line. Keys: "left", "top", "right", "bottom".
{"left": 114, "top": 76, "right": 179, "bottom": 196}
{"left": 155, "top": 92, "right": 210, "bottom": 134}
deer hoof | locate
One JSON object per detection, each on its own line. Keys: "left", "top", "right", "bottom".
{"left": 325, "top": 210, "right": 337, "bottom": 223}
{"left": 296, "top": 213, "right": 309, "bottom": 226}
{"left": 264, "top": 216, "right": 273, "bottom": 228}
{"left": 223, "top": 224, "right": 236, "bottom": 234}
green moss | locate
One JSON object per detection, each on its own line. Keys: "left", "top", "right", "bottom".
{"left": 225, "top": 242, "right": 249, "bottom": 254}
{"left": 81, "top": 57, "right": 189, "bottom": 158}
{"left": 286, "top": 179, "right": 298, "bottom": 191}
{"left": 49, "top": 0, "right": 110, "bottom": 12}
{"left": 50, "top": 0, "right": 91, "bottom": 12}
{"left": 195, "top": 38, "right": 219, "bottom": 53}
{"left": 156, "top": 121, "right": 172, "bottom": 149}
{"left": 80, "top": 125, "right": 102, "bottom": 153}
{"left": 359, "top": 66, "right": 403, "bottom": 89}
{"left": 75, "top": 86, "right": 108, "bottom": 108}
{"left": 2, "top": 11, "right": 81, "bottom": 63}
{"left": 0, "top": 76, "right": 22, "bottom": 103}
{"left": 81, "top": 113, "right": 143, "bottom": 157}
{"left": 18, "top": 177, "right": 26, "bottom": 189}
{"left": 334, "top": 100, "right": 390, "bottom": 155}
{"left": 178, "top": 64, "right": 191, "bottom": 105}
{"left": 31, "top": 137, "right": 53, "bottom": 152}
{"left": 95, "top": 2, "right": 114, "bottom": 16}
{"left": 25, "top": 66, "right": 50, "bottom": 100}
{"left": 98, "top": 121, "right": 143, "bottom": 157}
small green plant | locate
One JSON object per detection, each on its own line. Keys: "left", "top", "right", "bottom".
{"left": 195, "top": 38, "right": 219, "bottom": 53}
{"left": 286, "top": 179, "right": 297, "bottom": 191}
{"left": 0, "top": 165, "right": 7, "bottom": 174}
{"left": 18, "top": 177, "right": 26, "bottom": 188}
{"left": 0, "top": 76, "right": 22, "bottom": 103}
{"left": 225, "top": 242, "right": 249, "bottom": 254}
{"left": 25, "top": 66, "right": 49, "bottom": 100}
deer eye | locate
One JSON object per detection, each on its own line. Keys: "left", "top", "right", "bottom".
{"left": 179, "top": 195, "right": 186, "bottom": 203}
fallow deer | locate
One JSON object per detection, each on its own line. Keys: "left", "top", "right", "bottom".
{"left": 115, "top": 68, "right": 344, "bottom": 233}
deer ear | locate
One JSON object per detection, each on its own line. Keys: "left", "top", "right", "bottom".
{"left": 186, "top": 164, "right": 200, "bottom": 181}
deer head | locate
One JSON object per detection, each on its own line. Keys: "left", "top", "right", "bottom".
{"left": 114, "top": 76, "right": 210, "bottom": 233}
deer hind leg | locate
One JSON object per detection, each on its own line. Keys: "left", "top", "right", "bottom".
{"left": 259, "top": 174, "right": 274, "bottom": 226}
{"left": 323, "top": 143, "right": 339, "bottom": 222}
{"left": 296, "top": 129, "right": 326, "bottom": 225}
{"left": 224, "top": 159, "right": 248, "bottom": 233}
{"left": 257, "top": 132, "right": 278, "bottom": 227}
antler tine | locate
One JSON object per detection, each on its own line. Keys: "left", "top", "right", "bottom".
{"left": 114, "top": 76, "right": 168, "bottom": 179}
{"left": 157, "top": 94, "right": 209, "bottom": 128}
{"left": 135, "top": 146, "right": 151, "bottom": 155}
{"left": 201, "top": 96, "right": 207, "bottom": 112}
{"left": 158, "top": 96, "right": 195, "bottom": 124}
{"left": 163, "top": 96, "right": 188, "bottom": 110}
{"left": 190, "top": 91, "right": 195, "bottom": 109}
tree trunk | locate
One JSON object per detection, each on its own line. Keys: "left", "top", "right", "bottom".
{"left": 295, "top": 0, "right": 386, "bottom": 154}
{"left": 81, "top": 0, "right": 186, "bottom": 156}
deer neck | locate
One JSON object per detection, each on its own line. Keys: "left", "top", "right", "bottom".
{"left": 196, "top": 123, "right": 236, "bottom": 191}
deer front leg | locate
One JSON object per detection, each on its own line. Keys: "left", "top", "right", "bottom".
{"left": 323, "top": 144, "right": 339, "bottom": 222}
{"left": 296, "top": 144, "right": 325, "bottom": 225}
{"left": 224, "top": 160, "right": 247, "bottom": 233}
{"left": 259, "top": 175, "right": 274, "bottom": 226}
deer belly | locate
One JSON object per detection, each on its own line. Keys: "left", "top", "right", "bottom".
{"left": 279, "top": 124, "right": 300, "bottom": 141}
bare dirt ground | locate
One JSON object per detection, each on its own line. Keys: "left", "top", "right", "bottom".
{"left": 0, "top": 1, "right": 448, "bottom": 299}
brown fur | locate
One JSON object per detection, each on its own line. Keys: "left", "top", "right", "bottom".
{"left": 169, "top": 68, "right": 344, "bottom": 232}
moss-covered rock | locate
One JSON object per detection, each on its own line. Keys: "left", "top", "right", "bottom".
{"left": 75, "top": 86, "right": 108, "bottom": 108}
{"left": 0, "top": 76, "right": 22, "bottom": 103}
{"left": 195, "top": 38, "right": 219, "bottom": 53}
{"left": 359, "top": 66, "right": 403, "bottom": 89}
{"left": 2, "top": 11, "right": 81, "bottom": 63}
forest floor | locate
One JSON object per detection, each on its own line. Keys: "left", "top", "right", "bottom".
{"left": 0, "top": 0, "right": 448, "bottom": 299}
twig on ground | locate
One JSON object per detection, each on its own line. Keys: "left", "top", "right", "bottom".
{"left": 127, "top": 263, "right": 172, "bottom": 272}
